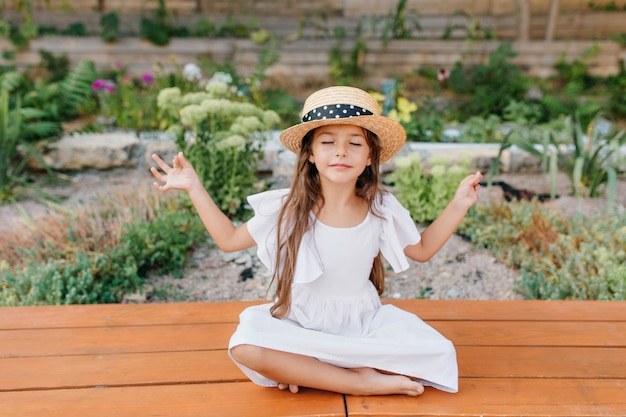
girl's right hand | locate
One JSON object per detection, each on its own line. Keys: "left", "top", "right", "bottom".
{"left": 151, "top": 152, "right": 200, "bottom": 193}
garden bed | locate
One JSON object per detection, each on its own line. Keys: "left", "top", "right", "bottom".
{"left": 2, "top": 165, "right": 623, "bottom": 304}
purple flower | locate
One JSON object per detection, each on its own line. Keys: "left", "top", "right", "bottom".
{"left": 92, "top": 79, "right": 105, "bottom": 91}
{"left": 92, "top": 79, "right": 115, "bottom": 93}
{"left": 141, "top": 72, "right": 154, "bottom": 85}
{"left": 103, "top": 81, "right": 115, "bottom": 93}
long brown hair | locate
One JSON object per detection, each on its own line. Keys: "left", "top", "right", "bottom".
{"left": 269, "top": 127, "right": 386, "bottom": 318}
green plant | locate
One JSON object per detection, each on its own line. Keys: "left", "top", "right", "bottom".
{"left": 194, "top": 18, "right": 216, "bottom": 37}
{"left": 0, "top": 189, "right": 207, "bottom": 306}
{"left": 554, "top": 45, "right": 601, "bottom": 92}
{"left": 386, "top": 152, "right": 471, "bottom": 224}
{"left": 0, "top": 79, "right": 19, "bottom": 200}
{"left": 555, "top": 114, "right": 625, "bottom": 198}
{"left": 441, "top": 9, "right": 496, "bottom": 41}
{"left": 0, "top": 71, "right": 61, "bottom": 202}
{"left": 140, "top": 0, "right": 172, "bottom": 46}
{"left": 0, "top": 0, "right": 38, "bottom": 50}
{"left": 587, "top": 0, "right": 626, "bottom": 11}
{"left": 606, "top": 58, "right": 626, "bottom": 118}
{"left": 328, "top": 22, "right": 367, "bottom": 86}
{"left": 61, "top": 22, "right": 86, "bottom": 36}
{"left": 459, "top": 200, "right": 626, "bottom": 300}
{"left": 99, "top": 12, "right": 120, "bottom": 42}
{"left": 217, "top": 16, "right": 257, "bottom": 38}
{"left": 20, "top": 59, "right": 98, "bottom": 138}
{"left": 378, "top": 0, "right": 422, "bottom": 46}
{"left": 449, "top": 42, "right": 528, "bottom": 119}
{"left": 461, "top": 114, "right": 503, "bottom": 143}
{"left": 156, "top": 76, "right": 281, "bottom": 219}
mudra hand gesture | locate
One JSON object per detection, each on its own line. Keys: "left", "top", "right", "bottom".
{"left": 151, "top": 152, "right": 200, "bottom": 193}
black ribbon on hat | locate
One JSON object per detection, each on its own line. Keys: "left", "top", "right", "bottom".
{"left": 302, "top": 104, "right": 374, "bottom": 123}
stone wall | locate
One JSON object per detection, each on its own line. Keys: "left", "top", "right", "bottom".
{"left": 2, "top": 8, "right": 626, "bottom": 40}
{"left": 5, "top": 0, "right": 626, "bottom": 15}
{"left": 1, "top": 37, "right": 621, "bottom": 94}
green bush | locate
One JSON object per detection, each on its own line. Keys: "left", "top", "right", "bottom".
{"left": 0, "top": 194, "right": 206, "bottom": 306}
{"left": 459, "top": 200, "right": 625, "bottom": 300}
{"left": 449, "top": 42, "right": 528, "bottom": 119}
{"left": 386, "top": 153, "right": 471, "bottom": 224}
{"left": 157, "top": 75, "right": 281, "bottom": 220}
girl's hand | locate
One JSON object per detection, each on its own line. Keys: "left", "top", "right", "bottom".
{"left": 452, "top": 171, "right": 483, "bottom": 211}
{"left": 151, "top": 152, "right": 200, "bottom": 193}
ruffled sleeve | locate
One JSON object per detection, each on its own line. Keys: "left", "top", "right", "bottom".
{"left": 246, "top": 188, "right": 290, "bottom": 273}
{"left": 379, "top": 192, "right": 421, "bottom": 272}
{"left": 247, "top": 188, "right": 324, "bottom": 284}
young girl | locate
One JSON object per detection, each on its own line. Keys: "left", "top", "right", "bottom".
{"left": 151, "top": 86, "right": 482, "bottom": 397}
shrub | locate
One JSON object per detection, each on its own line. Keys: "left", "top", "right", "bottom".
{"left": 386, "top": 152, "right": 471, "bottom": 224}
{"left": 449, "top": 42, "right": 528, "bottom": 119}
{"left": 459, "top": 200, "right": 625, "bottom": 300}
{"left": 157, "top": 73, "right": 281, "bottom": 220}
{"left": 0, "top": 189, "right": 206, "bottom": 306}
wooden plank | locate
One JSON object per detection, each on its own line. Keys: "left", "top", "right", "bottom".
{"left": 457, "top": 346, "right": 626, "bottom": 378}
{"left": 3, "top": 345, "right": 623, "bottom": 392}
{"left": 3, "top": 320, "right": 624, "bottom": 358}
{"left": 388, "top": 299, "right": 626, "bottom": 322}
{"left": 2, "top": 300, "right": 623, "bottom": 330}
{"left": 435, "top": 321, "right": 626, "bottom": 347}
{"left": 0, "top": 323, "right": 236, "bottom": 358}
{"left": 0, "top": 350, "right": 244, "bottom": 392}
{"left": 346, "top": 378, "right": 626, "bottom": 416}
{"left": 1, "top": 382, "right": 347, "bottom": 417}
{"left": 0, "top": 301, "right": 262, "bottom": 330}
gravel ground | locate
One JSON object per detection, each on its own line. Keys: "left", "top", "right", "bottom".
{"left": 2, "top": 167, "right": 624, "bottom": 303}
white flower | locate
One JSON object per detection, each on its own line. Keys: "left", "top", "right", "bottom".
{"left": 157, "top": 87, "right": 182, "bottom": 111}
{"left": 182, "top": 63, "right": 202, "bottom": 81}
{"left": 200, "top": 99, "right": 224, "bottom": 115}
{"left": 205, "top": 82, "right": 229, "bottom": 97}
{"left": 209, "top": 71, "right": 233, "bottom": 85}
{"left": 179, "top": 104, "right": 208, "bottom": 128}
{"left": 262, "top": 110, "right": 281, "bottom": 127}
{"left": 230, "top": 116, "right": 264, "bottom": 135}
{"left": 394, "top": 153, "right": 421, "bottom": 169}
{"left": 181, "top": 92, "right": 212, "bottom": 106}
{"left": 217, "top": 134, "right": 246, "bottom": 151}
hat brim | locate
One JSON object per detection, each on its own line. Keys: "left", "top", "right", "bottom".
{"left": 279, "top": 116, "right": 406, "bottom": 164}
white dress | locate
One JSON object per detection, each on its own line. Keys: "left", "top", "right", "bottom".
{"left": 228, "top": 189, "right": 458, "bottom": 393}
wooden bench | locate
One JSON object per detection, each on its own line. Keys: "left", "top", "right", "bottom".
{"left": 1, "top": 300, "right": 624, "bottom": 416}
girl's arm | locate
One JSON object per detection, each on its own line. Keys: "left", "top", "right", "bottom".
{"left": 404, "top": 171, "right": 482, "bottom": 263}
{"left": 151, "top": 152, "right": 256, "bottom": 252}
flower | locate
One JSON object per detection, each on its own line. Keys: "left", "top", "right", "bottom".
{"left": 157, "top": 87, "right": 182, "bottom": 107}
{"left": 262, "top": 110, "right": 281, "bottom": 127}
{"left": 217, "top": 134, "right": 246, "bottom": 151}
{"left": 437, "top": 68, "right": 450, "bottom": 82}
{"left": 388, "top": 97, "right": 417, "bottom": 124}
{"left": 208, "top": 71, "right": 233, "bottom": 85}
{"left": 141, "top": 72, "right": 154, "bottom": 86}
{"left": 205, "top": 82, "right": 229, "bottom": 97}
{"left": 230, "top": 116, "right": 264, "bottom": 135}
{"left": 394, "top": 153, "right": 421, "bottom": 169}
{"left": 92, "top": 79, "right": 115, "bottom": 94}
{"left": 182, "top": 63, "right": 202, "bottom": 81}
{"left": 179, "top": 104, "right": 208, "bottom": 128}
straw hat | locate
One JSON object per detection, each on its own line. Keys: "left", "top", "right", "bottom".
{"left": 279, "top": 86, "right": 406, "bottom": 163}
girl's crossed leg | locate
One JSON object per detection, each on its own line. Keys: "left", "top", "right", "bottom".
{"left": 230, "top": 344, "right": 424, "bottom": 396}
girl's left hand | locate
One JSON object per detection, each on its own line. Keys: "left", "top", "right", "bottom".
{"left": 453, "top": 171, "right": 483, "bottom": 210}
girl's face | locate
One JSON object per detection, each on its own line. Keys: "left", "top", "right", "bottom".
{"left": 308, "top": 124, "right": 372, "bottom": 186}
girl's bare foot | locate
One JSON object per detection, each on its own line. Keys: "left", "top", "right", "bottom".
{"left": 352, "top": 367, "right": 424, "bottom": 396}
{"left": 277, "top": 382, "right": 299, "bottom": 393}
